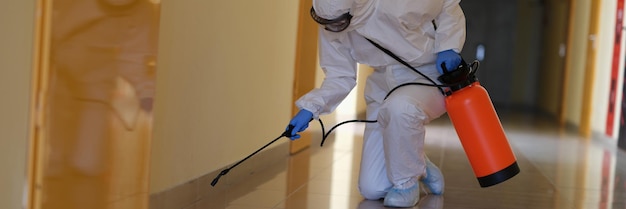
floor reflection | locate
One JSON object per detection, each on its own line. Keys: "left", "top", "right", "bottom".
{"left": 38, "top": 0, "right": 159, "bottom": 209}
{"left": 357, "top": 195, "right": 444, "bottom": 209}
{"left": 188, "top": 112, "right": 626, "bottom": 209}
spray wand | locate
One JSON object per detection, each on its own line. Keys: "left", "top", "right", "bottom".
{"left": 210, "top": 125, "right": 296, "bottom": 186}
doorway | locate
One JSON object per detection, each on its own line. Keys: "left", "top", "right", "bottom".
{"left": 29, "top": 1, "right": 161, "bottom": 208}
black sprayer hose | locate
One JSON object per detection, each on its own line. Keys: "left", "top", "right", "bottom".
{"left": 318, "top": 119, "right": 377, "bottom": 146}
{"left": 317, "top": 60, "right": 480, "bottom": 146}
{"left": 366, "top": 38, "right": 446, "bottom": 95}
{"left": 316, "top": 81, "right": 439, "bottom": 147}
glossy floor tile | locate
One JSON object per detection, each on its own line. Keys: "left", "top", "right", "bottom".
{"left": 191, "top": 112, "right": 626, "bottom": 209}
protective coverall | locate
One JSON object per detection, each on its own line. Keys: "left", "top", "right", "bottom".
{"left": 294, "top": 0, "right": 466, "bottom": 203}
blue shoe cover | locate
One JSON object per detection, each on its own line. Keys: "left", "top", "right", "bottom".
{"left": 421, "top": 159, "right": 444, "bottom": 195}
{"left": 383, "top": 184, "right": 419, "bottom": 208}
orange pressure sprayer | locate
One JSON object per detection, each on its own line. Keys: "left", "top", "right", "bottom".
{"left": 438, "top": 61, "right": 520, "bottom": 187}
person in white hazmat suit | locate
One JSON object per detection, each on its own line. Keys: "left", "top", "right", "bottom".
{"left": 286, "top": 0, "right": 465, "bottom": 207}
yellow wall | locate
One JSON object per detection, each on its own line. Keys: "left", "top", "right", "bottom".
{"left": 150, "top": 0, "right": 300, "bottom": 193}
{"left": 0, "top": 0, "right": 36, "bottom": 208}
{"left": 563, "top": 0, "right": 591, "bottom": 126}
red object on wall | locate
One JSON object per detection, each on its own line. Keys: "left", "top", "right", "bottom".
{"left": 606, "top": 0, "right": 624, "bottom": 137}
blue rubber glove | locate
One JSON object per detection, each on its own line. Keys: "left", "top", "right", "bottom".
{"left": 436, "top": 49, "right": 462, "bottom": 74}
{"left": 286, "top": 109, "right": 313, "bottom": 140}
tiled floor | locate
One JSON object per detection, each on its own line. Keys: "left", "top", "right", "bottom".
{"left": 193, "top": 112, "right": 626, "bottom": 209}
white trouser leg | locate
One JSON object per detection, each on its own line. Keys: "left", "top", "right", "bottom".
{"left": 358, "top": 65, "right": 445, "bottom": 199}
{"left": 359, "top": 69, "right": 390, "bottom": 200}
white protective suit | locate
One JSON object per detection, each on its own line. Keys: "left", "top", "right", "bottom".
{"left": 296, "top": 0, "right": 465, "bottom": 199}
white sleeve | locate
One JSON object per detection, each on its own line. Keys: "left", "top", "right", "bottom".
{"left": 295, "top": 29, "right": 358, "bottom": 118}
{"left": 434, "top": 0, "right": 466, "bottom": 53}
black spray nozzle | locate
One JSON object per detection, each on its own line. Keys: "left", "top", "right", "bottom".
{"left": 437, "top": 59, "right": 478, "bottom": 93}
{"left": 210, "top": 169, "right": 230, "bottom": 187}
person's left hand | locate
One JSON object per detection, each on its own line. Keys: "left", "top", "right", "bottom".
{"left": 436, "top": 49, "right": 462, "bottom": 74}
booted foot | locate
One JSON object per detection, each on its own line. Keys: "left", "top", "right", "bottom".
{"left": 383, "top": 184, "right": 420, "bottom": 208}
{"left": 421, "top": 159, "right": 444, "bottom": 195}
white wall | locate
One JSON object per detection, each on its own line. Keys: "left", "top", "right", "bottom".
{"left": 0, "top": 0, "right": 36, "bottom": 208}
{"left": 150, "top": 0, "right": 300, "bottom": 193}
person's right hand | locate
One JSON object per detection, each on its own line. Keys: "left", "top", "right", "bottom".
{"left": 286, "top": 109, "right": 313, "bottom": 140}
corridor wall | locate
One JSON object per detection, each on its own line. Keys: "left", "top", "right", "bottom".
{"left": 0, "top": 0, "right": 36, "bottom": 208}
{"left": 150, "top": 0, "right": 300, "bottom": 193}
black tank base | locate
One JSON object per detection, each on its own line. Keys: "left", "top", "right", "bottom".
{"left": 477, "top": 162, "right": 520, "bottom": 187}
